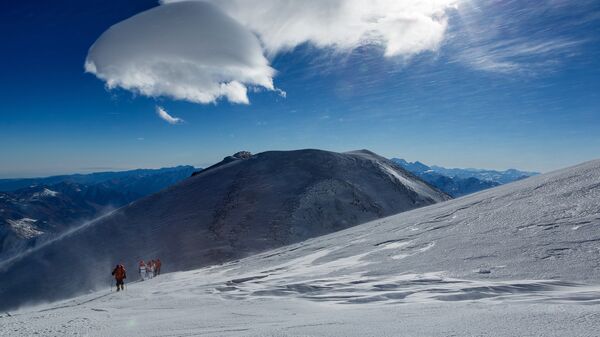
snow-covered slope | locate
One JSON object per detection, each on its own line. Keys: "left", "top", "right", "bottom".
{"left": 217, "top": 158, "right": 599, "bottom": 284}
{"left": 2, "top": 159, "right": 599, "bottom": 336}
{"left": 0, "top": 149, "right": 448, "bottom": 311}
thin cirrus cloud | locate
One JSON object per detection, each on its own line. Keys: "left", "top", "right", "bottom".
{"left": 86, "top": 0, "right": 460, "bottom": 105}
{"left": 155, "top": 106, "right": 184, "bottom": 125}
{"left": 458, "top": 38, "right": 586, "bottom": 74}
{"left": 448, "top": 0, "right": 594, "bottom": 74}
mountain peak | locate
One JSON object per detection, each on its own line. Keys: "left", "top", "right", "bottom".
{"left": 0, "top": 149, "right": 448, "bottom": 311}
{"left": 232, "top": 151, "right": 252, "bottom": 159}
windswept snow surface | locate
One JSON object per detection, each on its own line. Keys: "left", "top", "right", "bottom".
{"left": 2, "top": 269, "right": 599, "bottom": 337}
{"left": 2, "top": 159, "right": 600, "bottom": 336}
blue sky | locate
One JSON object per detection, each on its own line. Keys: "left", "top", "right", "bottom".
{"left": 1, "top": 0, "right": 599, "bottom": 178}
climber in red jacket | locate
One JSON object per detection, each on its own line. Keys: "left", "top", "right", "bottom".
{"left": 111, "top": 264, "right": 127, "bottom": 291}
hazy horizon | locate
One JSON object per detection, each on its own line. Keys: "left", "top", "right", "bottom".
{"left": 0, "top": 146, "right": 566, "bottom": 180}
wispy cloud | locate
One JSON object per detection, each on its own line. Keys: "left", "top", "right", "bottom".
{"left": 459, "top": 37, "right": 586, "bottom": 74}
{"left": 155, "top": 106, "right": 184, "bottom": 125}
{"left": 168, "top": 0, "right": 459, "bottom": 58}
{"left": 450, "top": 0, "right": 597, "bottom": 74}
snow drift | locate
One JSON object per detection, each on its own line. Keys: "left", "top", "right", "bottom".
{"left": 0, "top": 149, "right": 448, "bottom": 311}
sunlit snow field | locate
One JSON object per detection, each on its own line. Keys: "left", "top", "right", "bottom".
{"left": 2, "top": 258, "right": 599, "bottom": 336}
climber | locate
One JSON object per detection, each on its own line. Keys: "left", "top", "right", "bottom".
{"left": 146, "top": 260, "right": 154, "bottom": 279}
{"left": 155, "top": 258, "right": 162, "bottom": 276}
{"left": 139, "top": 260, "right": 147, "bottom": 281}
{"left": 111, "top": 264, "right": 126, "bottom": 291}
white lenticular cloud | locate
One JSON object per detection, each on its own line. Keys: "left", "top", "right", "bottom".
{"left": 163, "top": 0, "right": 458, "bottom": 57}
{"left": 87, "top": 0, "right": 459, "bottom": 105}
{"left": 85, "top": 1, "right": 275, "bottom": 105}
{"left": 155, "top": 106, "right": 184, "bottom": 125}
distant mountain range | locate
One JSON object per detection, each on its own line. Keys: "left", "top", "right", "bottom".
{"left": 0, "top": 166, "right": 197, "bottom": 193}
{"left": 0, "top": 166, "right": 196, "bottom": 260}
{"left": 392, "top": 158, "right": 539, "bottom": 197}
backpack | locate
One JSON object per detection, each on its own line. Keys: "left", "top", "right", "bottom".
{"left": 113, "top": 265, "right": 126, "bottom": 279}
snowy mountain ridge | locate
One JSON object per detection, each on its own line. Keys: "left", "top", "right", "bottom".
{"left": 392, "top": 158, "right": 539, "bottom": 197}
{"left": 392, "top": 158, "right": 538, "bottom": 183}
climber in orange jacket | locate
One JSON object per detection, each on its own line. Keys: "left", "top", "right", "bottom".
{"left": 111, "top": 264, "right": 127, "bottom": 291}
